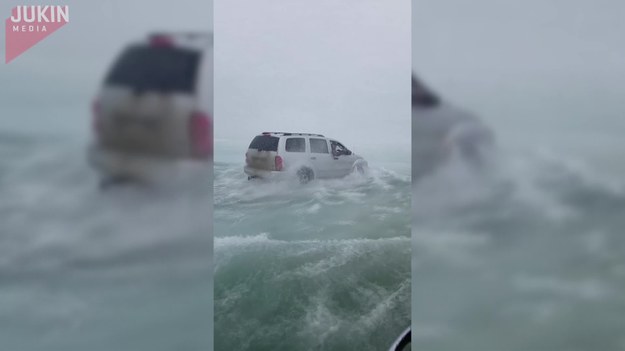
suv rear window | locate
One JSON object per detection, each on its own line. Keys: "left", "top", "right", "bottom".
{"left": 105, "top": 45, "right": 201, "bottom": 93}
{"left": 310, "top": 138, "right": 329, "bottom": 153}
{"left": 249, "top": 135, "right": 279, "bottom": 151}
{"left": 285, "top": 138, "right": 306, "bottom": 152}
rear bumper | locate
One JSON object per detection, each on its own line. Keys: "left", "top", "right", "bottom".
{"left": 243, "top": 165, "right": 284, "bottom": 179}
{"left": 88, "top": 144, "right": 176, "bottom": 181}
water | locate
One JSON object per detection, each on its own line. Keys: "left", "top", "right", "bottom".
{"left": 214, "top": 156, "right": 411, "bottom": 350}
{"left": 3, "top": 121, "right": 621, "bottom": 351}
{"left": 412, "top": 148, "right": 625, "bottom": 350}
{"left": 0, "top": 133, "right": 212, "bottom": 351}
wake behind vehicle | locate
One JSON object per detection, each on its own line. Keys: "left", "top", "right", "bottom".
{"left": 88, "top": 32, "right": 213, "bottom": 187}
{"left": 244, "top": 132, "right": 367, "bottom": 183}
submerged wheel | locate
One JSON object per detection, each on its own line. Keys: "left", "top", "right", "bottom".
{"left": 296, "top": 167, "right": 314, "bottom": 184}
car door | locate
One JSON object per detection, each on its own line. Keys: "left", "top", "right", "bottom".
{"left": 308, "top": 137, "right": 333, "bottom": 178}
{"left": 330, "top": 140, "right": 354, "bottom": 177}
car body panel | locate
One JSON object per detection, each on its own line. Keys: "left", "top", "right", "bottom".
{"left": 88, "top": 144, "right": 175, "bottom": 182}
{"left": 97, "top": 88, "right": 195, "bottom": 158}
{"left": 243, "top": 166, "right": 287, "bottom": 180}
{"left": 329, "top": 139, "right": 357, "bottom": 177}
{"left": 244, "top": 133, "right": 364, "bottom": 181}
{"left": 308, "top": 137, "right": 334, "bottom": 178}
{"left": 412, "top": 74, "right": 495, "bottom": 180}
{"left": 90, "top": 33, "right": 213, "bottom": 183}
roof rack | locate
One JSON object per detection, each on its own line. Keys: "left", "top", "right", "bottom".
{"left": 261, "top": 132, "right": 325, "bottom": 137}
{"left": 147, "top": 32, "right": 213, "bottom": 48}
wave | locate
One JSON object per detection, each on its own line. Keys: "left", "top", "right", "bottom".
{"left": 0, "top": 139, "right": 212, "bottom": 279}
{"left": 214, "top": 232, "right": 411, "bottom": 351}
{"left": 215, "top": 163, "right": 408, "bottom": 206}
{"left": 411, "top": 146, "right": 625, "bottom": 349}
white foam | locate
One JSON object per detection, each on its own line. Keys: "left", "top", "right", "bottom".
{"left": 412, "top": 230, "right": 490, "bottom": 268}
{"left": 355, "top": 278, "right": 410, "bottom": 329}
{"left": 512, "top": 274, "right": 612, "bottom": 300}
{"left": 305, "top": 203, "right": 322, "bottom": 214}
{"left": 214, "top": 233, "right": 273, "bottom": 249}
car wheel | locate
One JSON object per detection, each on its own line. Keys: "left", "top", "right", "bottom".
{"left": 297, "top": 167, "right": 314, "bottom": 184}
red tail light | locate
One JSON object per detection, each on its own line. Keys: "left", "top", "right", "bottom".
{"left": 150, "top": 35, "right": 174, "bottom": 47}
{"left": 91, "top": 99, "right": 101, "bottom": 137}
{"left": 275, "top": 155, "right": 283, "bottom": 171}
{"left": 189, "top": 111, "right": 213, "bottom": 159}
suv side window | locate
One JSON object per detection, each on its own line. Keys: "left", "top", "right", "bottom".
{"left": 285, "top": 138, "right": 306, "bottom": 153}
{"left": 330, "top": 140, "right": 350, "bottom": 156}
{"left": 310, "top": 138, "right": 329, "bottom": 154}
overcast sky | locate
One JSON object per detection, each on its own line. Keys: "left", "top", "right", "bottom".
{"left": 412, "top": 0, "right": 625, "bottom": 154}
{"left": 214, "top": 0, "right": 411, "bottom": 160}
{"left": 4, "top": 1, "right": 620, "bottom": 166}
{"left": 0, "top": 0, "right": 212, "bottom": 138}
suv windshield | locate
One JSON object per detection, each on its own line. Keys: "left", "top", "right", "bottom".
{"left": 105, "top": 45, "right": 201, "bottom": 93}
{"left": 249, "top": 135, "right": 279, "bottom": 151}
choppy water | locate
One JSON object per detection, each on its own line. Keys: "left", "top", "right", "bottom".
{"left": 214, "top": 161, "right": 411, "bottom": 351}
{"left": 412, "top": 149, "right": 625, "bottom": 350}
{"left": 0, "top": 133, "right": 212, "bottom": 351}
{"left": 4, "top": 130, "right": 622, "bottom": 351}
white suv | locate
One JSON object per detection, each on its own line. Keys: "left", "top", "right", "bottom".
{"left": 88, "top": 32, "right": 213, "bottom": 187}
{"left": 244, "top": 132, "right": 367, "bottom": 183}
{"left": 412, "top": 74, "right": 494, "bottom": 180}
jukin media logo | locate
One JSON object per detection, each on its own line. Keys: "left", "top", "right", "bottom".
{"left": 5, "top": 5, "right": 69, "bottom": 63}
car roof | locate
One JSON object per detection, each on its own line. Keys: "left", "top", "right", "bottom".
{"left": 142, "top": 32, "right": 213, "bottom": 51}
{"left": 259, "top": 132, "right": 325, "bottom": 137}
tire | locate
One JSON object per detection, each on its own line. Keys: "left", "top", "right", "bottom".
{"left": 296, "top": 167, "right": 314, "bottom": 184}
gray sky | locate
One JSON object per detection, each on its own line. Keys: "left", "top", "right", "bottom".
{"left": 214, "top": 0, "right": 411, "bottom": 159}
{"left": 0, "top": 0, "right": 212, "bottom": 138}
{"left": 412, "top": 0, "right": 625, "bottom": 158}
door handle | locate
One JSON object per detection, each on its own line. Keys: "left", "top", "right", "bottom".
{"left": 310, "top": 157, "right": 316, "bottom": 160}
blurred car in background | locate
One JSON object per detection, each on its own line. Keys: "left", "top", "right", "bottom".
{"left": 412, "top": 74, "right": 495, "bottom": 180}
{"left": 244, "top": 132, "right": 368, "bottom": 183}
{"left": 88, "top": 32, "right": 213, "bottom": 187}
